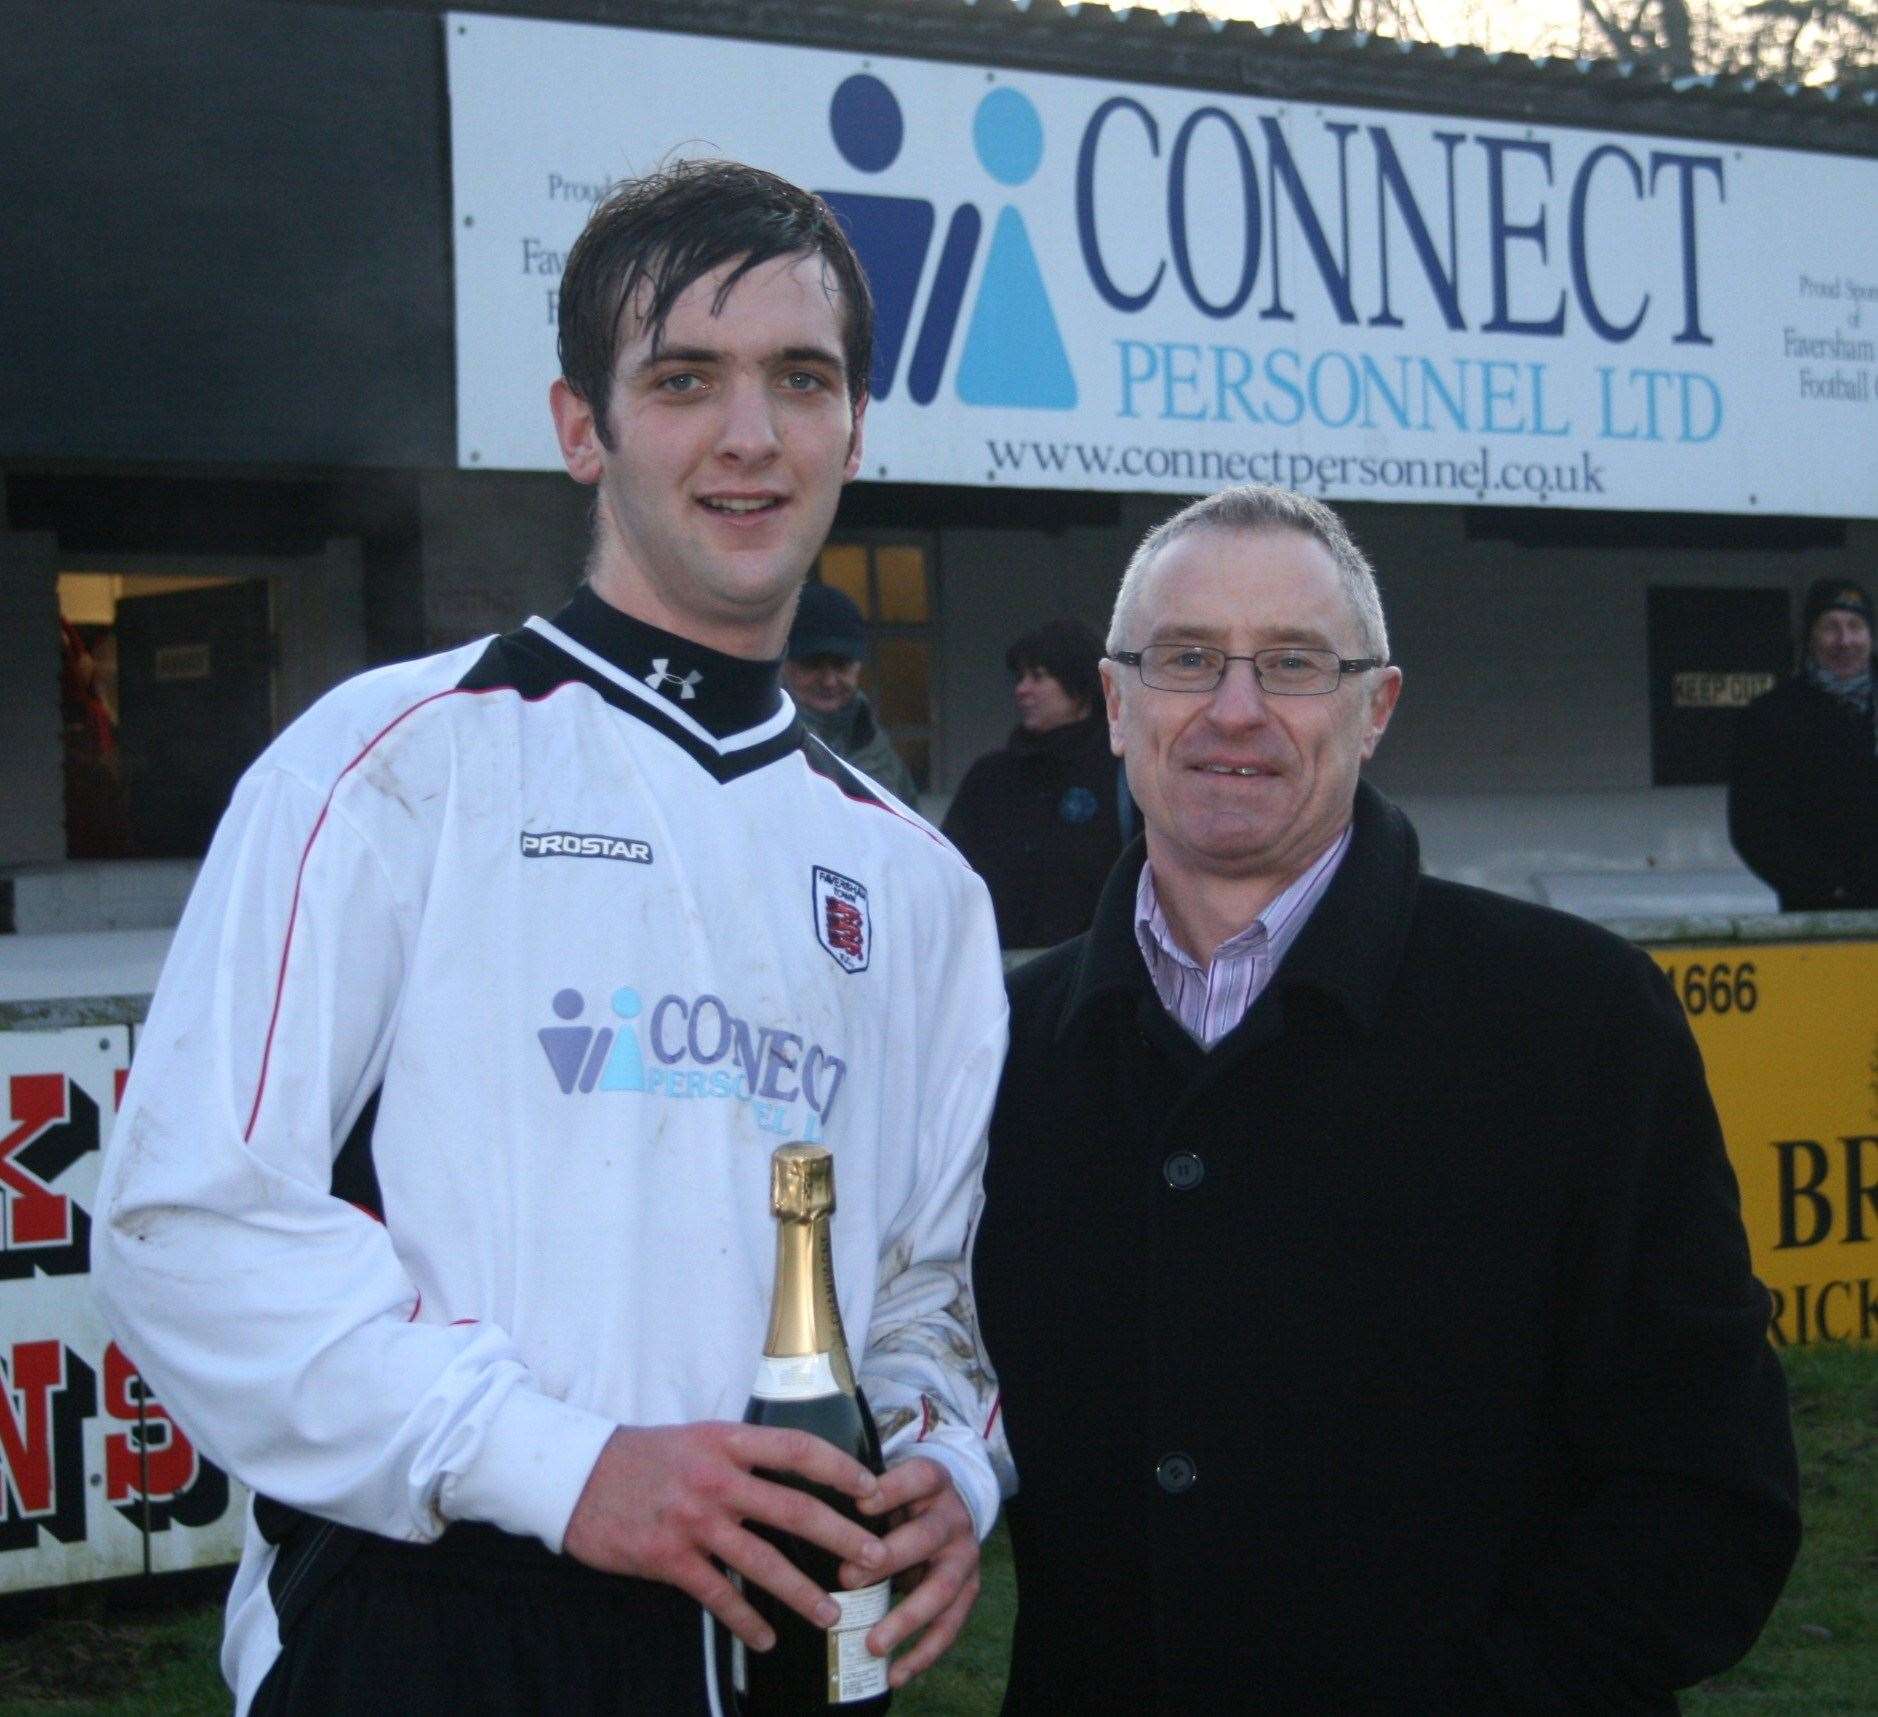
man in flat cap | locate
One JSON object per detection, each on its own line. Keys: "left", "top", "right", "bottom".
{"left": 783, "top": 580, "right": 919, "bottom": 804}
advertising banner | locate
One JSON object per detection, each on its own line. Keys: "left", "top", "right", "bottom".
{"left": 0, "top": 1026, "right": 245, "bottom": 1595}
{"left": 447, "top": 12, "right": 1878, "bottom": 516}
{"left": 1647, "top": 940, "right": 1878, "bottom": 1346}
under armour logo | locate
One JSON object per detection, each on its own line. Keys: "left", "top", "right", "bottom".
{"left": 643, "top": 658, "right": 702, "bottom": 701}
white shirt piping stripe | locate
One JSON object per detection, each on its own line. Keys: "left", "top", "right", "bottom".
{"left": 524, "top": 617, "right": 796, "bottom": 754}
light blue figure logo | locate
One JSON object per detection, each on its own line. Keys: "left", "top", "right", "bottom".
{"left": 955, "top": 87, "right": 1078, "bottom": 411}
{"left": 1058, "top": 785, "right": 1098, "bottom": 825}
{"left": 818, "top": 75, "right": 981, "bottom": 406}
{"left": 598, "top": 987, "right": 648, "bottom": 1092}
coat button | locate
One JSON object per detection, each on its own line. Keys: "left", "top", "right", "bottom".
{"left": 1156, "top": 1452, "right": 1197, "bottom": 1494}
{"left": 1163, "top": 1151, "right": 1205, "bottom": 1191}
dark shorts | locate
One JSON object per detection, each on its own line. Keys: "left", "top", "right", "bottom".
{"left": 249, "top": 1521, "right": 719, "bottom": 1716}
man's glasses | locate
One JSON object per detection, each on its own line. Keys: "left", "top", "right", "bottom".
{"left": 1108, "top": 644, "right": 1384, "bottom": 696}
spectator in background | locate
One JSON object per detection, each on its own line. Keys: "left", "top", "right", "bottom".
{"left": 60, "top": 616, "right": 131, "bottom": 858}
{"left": 782, "top": 580, "right": 919, "bottom": 803}
{"left": 943, "top": 618, "right": 1123, "bottom": 949}
{"left": 1729, "top": 576, "right": 1878, "bottom": 910}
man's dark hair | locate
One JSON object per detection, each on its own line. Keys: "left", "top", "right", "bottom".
{"left": 1006, "top": 618, "right": 1105, "bottom": 714}
{"left": 558, "top": 159, "right": 875, "bottom": 448}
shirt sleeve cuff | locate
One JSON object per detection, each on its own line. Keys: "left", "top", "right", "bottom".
{"left": 890, "top": 1432, "right": 1002, "bottom": 1544}
{"left": 441, "top": 1387, "right": 618, "bottom": 1553}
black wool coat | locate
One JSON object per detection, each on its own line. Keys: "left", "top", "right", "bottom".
{"left": 976, "top": 784, "right": 1799, "bottom": 1716}
{"left": 942, "top": 713, "right": 1123, "bottom": 949}
{"left": 1727, "top": 668, "right": 1878, "bottom": 910}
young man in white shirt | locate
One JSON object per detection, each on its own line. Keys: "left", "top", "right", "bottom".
{"left": 95, "top": 160, "right": 1009, "bottom": 1716}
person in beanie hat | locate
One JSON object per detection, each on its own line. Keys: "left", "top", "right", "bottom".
{"left": 1728, "top": 576, "right": 1878, "bottom": 910}
{"left": 782, "top": 581, "right": 918, "bottom": 803}
{"left": 942, "top": 617, "right": 1124, "bottom": 947}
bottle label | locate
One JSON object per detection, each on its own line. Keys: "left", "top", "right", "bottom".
{"left": 750, "top": 1351, "right": 842, "bottom": 1401}
{"left": 826, "top": 1580, "right": 891, "bottom": 1703}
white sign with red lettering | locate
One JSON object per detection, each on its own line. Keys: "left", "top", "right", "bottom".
{"left": 0, "top": 1026, "right": 246, "bottom": 1594}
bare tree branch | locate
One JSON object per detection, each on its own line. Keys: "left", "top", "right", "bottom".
{"left": 1198, "top": 0, "right": 1876, "bottom": 83}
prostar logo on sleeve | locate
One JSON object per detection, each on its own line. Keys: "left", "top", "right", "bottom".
{"left": 519, "top": 831, "right": 654, "bottom": 863}
{"left": 813, "top": 866, "right": 872, "bottom": 974}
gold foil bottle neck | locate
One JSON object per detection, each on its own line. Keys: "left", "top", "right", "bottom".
{"left": 771, "top": 1143, "right": 835, "bottom": 1221}
{"left": 762, "top": 1145, "right": 858, "bottom": 1391}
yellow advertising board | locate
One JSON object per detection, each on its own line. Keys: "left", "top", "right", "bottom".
{"left": 1645, "top": 940, "right": 1878, "bottom": 1348}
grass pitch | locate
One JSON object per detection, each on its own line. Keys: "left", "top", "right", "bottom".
{"left": 2, "top": 1343, "right": 1870, "bottom": 1715}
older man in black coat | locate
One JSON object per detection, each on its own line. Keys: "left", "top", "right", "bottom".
{"left": 974, "top": 486, "right": 1799, "bottom": 1715}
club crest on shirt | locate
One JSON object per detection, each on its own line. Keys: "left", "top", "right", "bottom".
{"left": 813, "top": 866, "right": 871, "bottom": 974}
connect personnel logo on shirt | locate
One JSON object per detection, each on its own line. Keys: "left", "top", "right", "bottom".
{"left": 536, "top": 985, "right": 848, "bottom": 1139}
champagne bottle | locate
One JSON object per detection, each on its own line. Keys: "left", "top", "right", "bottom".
{"left": 735, "top": 1144, "right": 892, "bottom": 1715}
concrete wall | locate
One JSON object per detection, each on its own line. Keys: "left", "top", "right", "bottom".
{"left": 1, "top": 0, "right": 452, "bottom": 469}
{"left": 934, "top": 494, "right": 1170, "bottom": 788}
{"left": 418, "top": 470, "right": 592, "bottom": 652}
{"left": 1355, "top": 504, "right": 1878, "bottom": 800}
{"left": 11, "top": 455, "right": 1869, "bottom": 921}
{"left": 934, "top": 499, "right": 1878, "bottom": 803}
{"left": 273, "top": 540, "right": 369, "bottom": 731}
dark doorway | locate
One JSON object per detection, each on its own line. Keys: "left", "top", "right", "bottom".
{"left": 116, "top": 582, "right": 274, "bottom": 857}
{"left": 1646, "top": 587, "right": 1791, "bottom": 787}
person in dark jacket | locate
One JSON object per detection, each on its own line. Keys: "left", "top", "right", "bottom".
{"left": 975, "top": 484, "right": 1799, "bottom": 1715}
{"left": 1728, "top": 576, "right": 1877, "bottom": 910}
{"left": 782, "top": 580, "right": 919, "bottom": 803}
{"left": 942, "top": 618, "right": 1123, "bottom": 948}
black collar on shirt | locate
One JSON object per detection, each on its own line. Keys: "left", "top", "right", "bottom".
{"left": 1055, "top": 779, "right": 1422, "bottom": 1048}
{"left": 458, "top": 584, "right": 809, "bottom": 785}
{"left": 550, "top": 584, "right": 787, "bottom": 742}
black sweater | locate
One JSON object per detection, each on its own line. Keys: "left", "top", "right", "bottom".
{"left": 942, "top": 713, "right": 1122, "bottom": 949}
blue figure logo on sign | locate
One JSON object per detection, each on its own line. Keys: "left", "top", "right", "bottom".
{"left": 821, "top": 76, "right": 932, "bottom": 402}
{"left": 819, "top": 73, "right": 983, "bottom": 406}
{"left": 955, "top": 87, "right": 1078, "bottom": 411}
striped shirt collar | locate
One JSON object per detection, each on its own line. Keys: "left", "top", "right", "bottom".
{"left": 1134, "top": 823, "right": 1353, "bottom": 1048}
